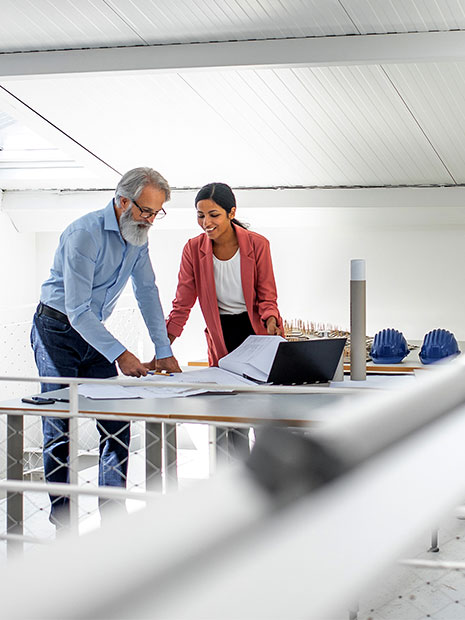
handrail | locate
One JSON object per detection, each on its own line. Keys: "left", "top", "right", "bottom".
{"left": 0, "top": 479, "right": 156, "bottom": 500}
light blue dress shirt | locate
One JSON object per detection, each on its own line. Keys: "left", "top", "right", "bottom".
{"left": 40, "top": 200, "right": 172, "bottom": 363}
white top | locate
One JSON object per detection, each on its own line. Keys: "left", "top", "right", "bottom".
{"left": 213, "top": 249, "right": 247, "bottom": 315}
{"left": 351, "top": 259, "right": 366, "bottom": 281}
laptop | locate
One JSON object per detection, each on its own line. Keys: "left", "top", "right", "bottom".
{"left": 218, "top": 335, "right": 346, "bottom": 385}
{"left": 267, "top": 338, "right": 346, "bottom": 385}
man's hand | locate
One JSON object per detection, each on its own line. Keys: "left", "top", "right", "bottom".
{"left": 266, "top": 316, "right": 283, "bottom": 336}
{"left": 156, "top": 355, "right": 182, "bottom": 373}
{"left": 116, "top": 350, "right": 148, "bottom": 377}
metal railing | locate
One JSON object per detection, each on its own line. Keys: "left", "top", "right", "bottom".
{"left": 4, "top": 361, "right": 465, "bottom": 617}
{"left": 1, "top": 371, "right": 326, "bottom": 554}
{"left": 0, "top": 357, "right": 464, "bottom": 617}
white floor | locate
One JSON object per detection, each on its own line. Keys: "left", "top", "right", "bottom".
{"left": 354, "top": 514, "right": 465, "bottom": 620}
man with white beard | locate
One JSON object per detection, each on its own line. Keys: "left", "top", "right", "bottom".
{"left": 30, "top": 167, "right": 181, "bottom": 528}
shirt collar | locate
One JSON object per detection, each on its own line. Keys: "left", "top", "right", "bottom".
{"left": 104, "top": 199, "right": 121, "bottom": 233}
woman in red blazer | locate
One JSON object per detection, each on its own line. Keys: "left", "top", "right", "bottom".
{"left": 166, "top": 182, "right": 283, "bottom": 367}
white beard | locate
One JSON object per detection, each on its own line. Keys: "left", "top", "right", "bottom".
{"left": 119, "top": 207, "right": 151, "bottom": 246}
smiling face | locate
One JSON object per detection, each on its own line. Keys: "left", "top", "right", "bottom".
{"left": 196, "top": 199, "right": 236, "bottom": 242}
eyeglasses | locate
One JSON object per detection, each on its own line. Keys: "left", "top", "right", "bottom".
{"left": 132, "top": 199, "right": 166, "bottom": 220}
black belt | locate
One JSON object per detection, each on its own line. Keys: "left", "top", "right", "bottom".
{"left": 37, "top": 302, "right": 70, "bottom": 324}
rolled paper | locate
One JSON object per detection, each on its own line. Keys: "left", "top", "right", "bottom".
{"left": 350, "top": 259, "right": 366, "bottom": 381}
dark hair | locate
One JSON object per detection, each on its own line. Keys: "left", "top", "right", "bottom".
{"left": 195, "top": 182, "right": 248, "bottom": 229}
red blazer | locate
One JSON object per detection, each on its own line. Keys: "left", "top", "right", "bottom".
{"left": 166, "top": 225, "right": 282, "bottom": 366}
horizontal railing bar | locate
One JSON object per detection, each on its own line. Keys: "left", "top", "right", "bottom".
{"left": 0, "top": 408, "right": 272, "bottom": 427}
{"left": 0, "top": 533, "right": 50, "bottom": 545}
{"left": 400, "top": 558, "right": 465, "bottom": 570}
{"left": 0, "top": 479, "right": 157, "bottom": 500}
{"left": 0, "top": 408, "right": 167, "bottom": 424}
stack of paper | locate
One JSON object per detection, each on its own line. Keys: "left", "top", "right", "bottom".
{"left": 78, "top": 367, "right": 256, "bottom": 400}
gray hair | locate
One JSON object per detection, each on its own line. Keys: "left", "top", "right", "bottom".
{"left": 115, "top": 167, "right": 171, "bottom": 206}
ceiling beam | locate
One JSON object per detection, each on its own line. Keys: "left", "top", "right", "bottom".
{"left": 5, "top": 185, "right": 465, "bottom": 210}
{"left": 1, "top": 31, "right": 465, "bottom": 79}
{"left": 5, "top": 186, "right": 465, "bottom": 233}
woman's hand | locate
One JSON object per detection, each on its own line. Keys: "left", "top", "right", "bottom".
{"left": 142, "top": 356, "right": 157, "bottom": 371}
{"left": 143, "top": 335, "right": 179, "bottom": 371}
{"left": 266, "top": 316, "right": 283, "bottom": 336}
{"left": 156, "top": 355, "right": 182, "bottom": 373}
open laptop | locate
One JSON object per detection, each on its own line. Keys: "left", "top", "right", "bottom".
{"left": 219, "top": 335, "right": 346, "bottom": 385}
{"left": 266, "top": 338, "right": 346, "bottom": 385}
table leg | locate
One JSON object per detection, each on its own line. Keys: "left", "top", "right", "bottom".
{"left": 7, "top": 414, "right": 23, "bottom": 557}
{"left": 215, "top": 426, "right": 231, "bottom": 465}
{"left": 208, "top": 425, "right": 217, "bottom": 476}
{"left": 145, "top": 422, "right": 162, "bottom": 492}
{"left": 429, "top": 528, "right": 439, "bottom": 552}
{"left": 163, "top": 423, "right": 178, "bottom": 493}
{"left": 349, "top": 600, "right": 359, "bottom": 620}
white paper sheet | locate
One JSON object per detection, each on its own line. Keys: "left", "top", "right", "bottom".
{"left": 78, "top": 367, "right": 255, "bottom": 400}
{"left": 78, "top": 384, "right": 209, "bottom": 400}
{"left": 142, "top": 368, "right": 256, "bottom": 388}
{"left": 218, "top": 335, "right": 286, "bottom": 381}
{"left": 78, "top": 384, "right": 140, "bottom": 400}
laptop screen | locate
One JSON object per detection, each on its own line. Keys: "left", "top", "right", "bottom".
{"left": 267, "top": 338, "right": 346, "bottom": 385}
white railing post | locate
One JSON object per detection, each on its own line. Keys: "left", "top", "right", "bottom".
{"left": 68, "top": 383, "right": 79, "bottom": 533}
{"left": 6, "top": 412, "right": 23, "bottom": 557}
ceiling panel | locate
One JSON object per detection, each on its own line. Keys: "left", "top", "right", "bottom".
{"left": 0, "top": 71, "right": 289, "bottom": 188}
{"left": 385, "top": 62, "right": 465, "bottom": 183}
{"left": 105, "top": 0, "right": 357, "bottom": 43}
{"left": 2, "top": 0, "right": 465, "bottom": 55}
{"left": 0, "top": 90, "right": 119, "bottom": 190}
{"left": 181, "top": 65, "right": 453, "bottom": 186}
{"left": 0, "top": 114, "right": 101, "bottom": 190}
{"left": 0, "top": 0, "right": 144, "bottom": 53}
{"left": 344, "top": 0, "right": 465, "bottom": 34}
{"left": 2, "top": 1, "right": 465, "bottom": 191}
{"left": 0, "top": 0, "right": 358, "bottom": 54}
{"left": 1, "top": 63, "right": 453, "bottom": 189}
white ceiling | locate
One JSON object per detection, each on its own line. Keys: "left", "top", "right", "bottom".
{"left": 1, "top": 0, "right": 465, "bottom": 191}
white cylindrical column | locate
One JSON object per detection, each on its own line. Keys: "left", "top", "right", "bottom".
{"left": 350, "top": 259, "right": 366, "bottom": 381}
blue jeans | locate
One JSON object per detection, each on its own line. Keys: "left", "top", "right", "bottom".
{"left": 31, "top": 309, "right": 130, "bottom": 525}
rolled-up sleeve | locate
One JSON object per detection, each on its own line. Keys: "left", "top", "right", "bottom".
{"left": 63, "top": 229, "right": 126, "bottom": 362}
{"left": 131, "top": 246, "right": 173, "bottom": 360}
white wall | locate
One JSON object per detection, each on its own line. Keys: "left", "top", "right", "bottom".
{"left": 2, "top": 188, "right": 465, "bottom": 371}
{"left": 255, "top": 206, "right": 465, "bottom": 342}
{"left": 148, "top": 202, "right": 465, "bottom": 360}
{"left": 0, "top": 211, "right": 37, "bottom": 320}
{"left": 0, "top": 210, "right": 38, "bottom": 395}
